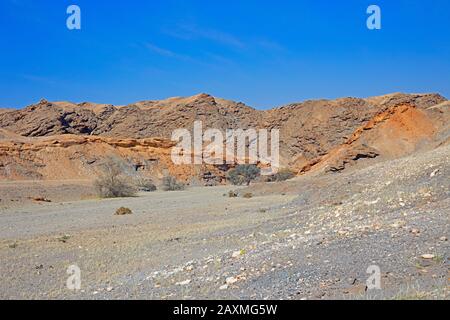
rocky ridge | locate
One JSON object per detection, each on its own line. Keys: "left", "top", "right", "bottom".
{"left": 0, "top": 93, "right": 448, "bottom": 182}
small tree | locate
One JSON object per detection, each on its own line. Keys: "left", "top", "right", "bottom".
{"left": 162, "top": 175, "right": 185, "bottom": 191}
{"left": 94, "top": 158, "right": 137, "bottom": 198}
{"left": 227, "top": 164, "right": 261, "bottom": 186}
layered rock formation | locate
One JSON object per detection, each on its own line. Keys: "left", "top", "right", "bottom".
{"left": 0, "top": 93, "right": 448, "bottom": 182}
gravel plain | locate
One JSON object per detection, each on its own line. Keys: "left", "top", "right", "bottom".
{"left": 0, "top": 145, "right": 448, "bottom": 300}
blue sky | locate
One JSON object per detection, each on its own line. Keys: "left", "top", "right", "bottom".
{"left": 0, "top": 0, "right": 449, "bottom": 109}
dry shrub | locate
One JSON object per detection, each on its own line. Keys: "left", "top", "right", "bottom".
{"left": 135, "top": 177, "right": 157, "bottom": 192}
{"left": 94, "top": 158, "right": 137, "bottom": 198}
{"left": 228, "top": 190, "right": 238, "bottom": 198}
{"left": 115, "top": 207, "right": 133, "bottom": 215}
{"left": 227, "top": 165, "right": 261, "bottom": 186}
{"left": 162, "top": 175, "right": 185, "bottom": 191}
{"left": 266, "top": 168, "right": 296, "bottom": 182}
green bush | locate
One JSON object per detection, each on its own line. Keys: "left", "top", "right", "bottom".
{"left": 227, "top": 164, "right": 261, "bottom": 186}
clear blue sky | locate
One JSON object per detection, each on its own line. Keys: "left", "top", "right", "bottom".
{"left": 0, "top": 0, "right": 449, "bottom": 109}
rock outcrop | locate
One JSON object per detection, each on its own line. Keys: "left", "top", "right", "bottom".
{"left": 298, "top": 103, "right": 446, "bottom": 174}
{"left": 0, "top": 93, "right": 448, "bottom": 181}
{"left": 0, "top": 132, "right": 232, "bottom": 182}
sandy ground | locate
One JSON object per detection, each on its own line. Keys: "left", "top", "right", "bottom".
{"left": 0, "top": 179, "right": 96, "bottom": 210}
{"left": 0, "top": 145, "right": 448, "bottom": 300}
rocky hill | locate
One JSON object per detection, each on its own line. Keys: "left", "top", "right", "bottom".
{"left": 0, "top": 108, "right": 13, "bottom": 115}
{"left": 0, "top": 93, "right": 448, "bottom": 182}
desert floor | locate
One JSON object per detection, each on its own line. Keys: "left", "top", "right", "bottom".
{"left": 0, "top": 145, "right": 448, "bottom": 300}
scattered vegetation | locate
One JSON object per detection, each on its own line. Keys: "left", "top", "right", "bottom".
{"left": 115, "top": 207, "right": 133, "bottom": 216}
{"left": 94, "top": 158, "right": 137, "bottom": 198}
{"left": 135, "top": 177, "right": 157, "bottom": 192}
{"left": 8, "top": 242, "right": 18, "bottom": 249}
{"left": 267, "top": 168, "right": 296, "bottom": 182}
{"left": 243, "top": 192, "right": 253, "bottom": 199}
{"left": 227, "top": 164, "right": 261, "bottom": 186}
{"left": 393, "top": 288, "right": 431, "bottom": 300}
{"left": 228, "top": 190, "right": 238, "bottom": 198}
{"left": 432, "top": 255, "right": 444, "bottom": 264}
{"left": 57, "top": 234, "right": 71, "bottom": 243}
{"left": 162, "top": 175, "right": 185, "bottom": 191}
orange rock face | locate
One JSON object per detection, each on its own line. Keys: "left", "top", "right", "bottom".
{"left": 0, "top": 132, "right": 229, "bottom": 182}
{"left": 298, "top": 103, "right": 448, "bottom": 174}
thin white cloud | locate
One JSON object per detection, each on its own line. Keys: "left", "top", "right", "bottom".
{"left": 143, "top": 42, "right": 238, "bottom": 71}
{"left": 144, "top": 42, "right": 203, "bottom": 65}
{"left": 145, "top": 43, "right": 177, "bottom": 58}
{"left": 163, "top": 24, "right": 289, "bottom": 56}
{"left": 163, "top": 24, "right": 245, "bottom": 49}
